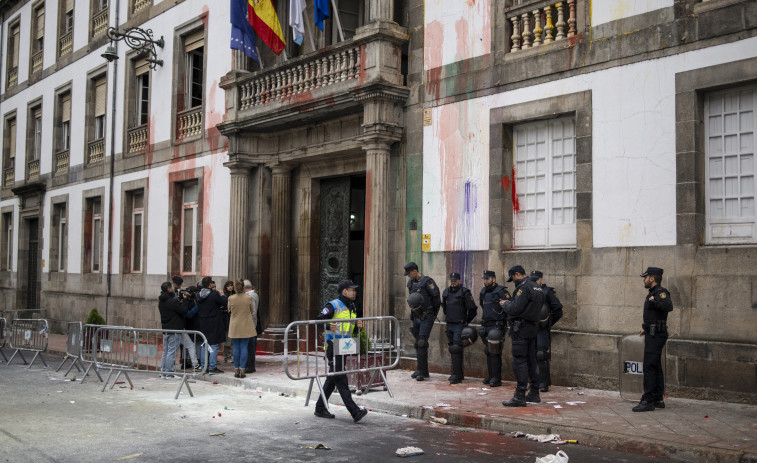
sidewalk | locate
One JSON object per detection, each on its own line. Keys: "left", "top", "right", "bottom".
{"left": 35, "top": 333, "right": 757, "bottom": 462}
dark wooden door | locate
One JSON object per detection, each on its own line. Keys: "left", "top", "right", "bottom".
{"left": 318, "top": 177, "right": 351, "bottom": 309}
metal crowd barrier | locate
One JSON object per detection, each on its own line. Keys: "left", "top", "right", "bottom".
{"left": 56, "top": 322, "right": 85, "bottom": 377}
{"left": 0, "top": 317, "right": 7, "bottom": 363}
{"left": 6, "top": 318, "right": 49, "bottom": 369}
{"left": 78, "top": 323, "right": 135, "bottom": 383}
{"left": 93, "top": 326, "right": 209, "bottom": 399}
{"left": 284, "top": 316, "right": 401, "bottom": 411}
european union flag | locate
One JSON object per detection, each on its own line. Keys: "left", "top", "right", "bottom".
{"left": 314, "top": 0, "right": 330, "bottom": 31}
{"left": 230, "top": 0, "right": 259, "bottom": 63}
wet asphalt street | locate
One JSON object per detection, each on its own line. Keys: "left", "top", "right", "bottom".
{"left": 0, "top": 362, "right": 673, "bottom": 462}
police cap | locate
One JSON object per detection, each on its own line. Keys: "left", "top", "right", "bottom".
{"left": 640, "top": 267, "right": 664, "bottom": 277}
{"left": 449, "top": 272, "right": 461, "bottom": 281}
{"left": 404, "top": 262, "right": 419, "bottom": 276}
{"left": 337, "top": 279, "right": 359, "bottom": 292}
{"left": 507, "top": 265, "right": 526, "bottom": 282}
{"left": 483, "top": 270, "right": 496, "bottom": 279}
{"left": 530, "top": 270, "right": 543, "bottom": 280}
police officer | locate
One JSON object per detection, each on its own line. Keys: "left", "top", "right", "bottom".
{"left": 530, "top": 270, "right": 563, "bottom": 392}
{"left": 313, "top": 279, "right": 368, "bottom": 423}
{"left": 405, "top": 261, "right": 441, "bottom": 382}
{"left": 442, "top": 272, "right": 477, "bottom": 384}
{"left": 478, "top": 270, "right": 511, "bottom": 387}
{"left": 500, "top": 265, "right": 545, "bottom": 407}
{"left": 633, "top": 267, "right": 673, "bottom": 412}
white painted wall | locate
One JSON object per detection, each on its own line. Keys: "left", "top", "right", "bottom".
{"left": 422, "top": 36, "right": 757, "bottom": 251}
{"left": 592, "top": 0, "right": 673, "bottom": 26}
{"left": 423, "top": 0, "right": 491, "bottom": 70}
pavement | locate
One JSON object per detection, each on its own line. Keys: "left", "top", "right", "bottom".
{"left": 9, "top": 333, "right": 757, "bottom": 463}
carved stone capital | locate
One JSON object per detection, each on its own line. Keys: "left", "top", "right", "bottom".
{"left": 224, "top": 156, "right": 258, "bottom": 176}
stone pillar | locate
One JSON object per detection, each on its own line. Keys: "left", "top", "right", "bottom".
{"left": 363, "top": 140, "right": 392, "bottom": 319}
{"left": 232, "top": 50, "right": 247, "bottom": 72}
{"left": 369, "top": 0, "right": 394, "bottom": 21}
{"left": 268, "top": 165, "right": 293, "bottom": 328}
{"left": 225, "top": 160, "right": 255, "bottom": 280}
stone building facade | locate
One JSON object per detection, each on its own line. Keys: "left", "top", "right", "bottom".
{"left": 1, "top": 0, "right": 756, "bottom": 403}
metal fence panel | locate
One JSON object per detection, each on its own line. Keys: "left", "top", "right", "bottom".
{"left": 283, "top": 316, "right": 401, "bottom": 409}
{"left": 56, "top": 322, "right": 84, "bottom": 376}
{"left": 6, "top": 318, "right": 49, "bottom": 369}
{"left": 0, "top": 317, "right": 7, "bottom": 363}
{"left": 94, "top": 327, "right": 209, "bottom": 399}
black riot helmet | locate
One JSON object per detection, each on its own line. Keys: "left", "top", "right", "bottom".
{"left": 461, "top": 325, "right": 478, "bottom": 347}
{"left": 407, "top": 292, "right": 424, "bottom": 309}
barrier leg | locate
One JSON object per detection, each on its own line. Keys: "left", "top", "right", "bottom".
{"left": 8, "top": 349, "right": 28, "bottom": 365}
{"left": 305, "top": 378, "right": 315, "bottom": 406}
{"left": 175, "top": 376, "right": 193, "bottom": 400}
{"left": 0, "top": 348, "right": 8, "bottom": 363}
{"left": 362, "top": 369, "right": 380, "bottom": 395}
{"left": 122, "top": 371, "right": 134, "bottom": 389}
{"left": 63, "top": 357, "right": 82, "bottom": 377}
{"left": 27, "top": 351, "right": 48, "bottom": 369}
{"left": 81, "top": 361, "right": 104, "bottom": 383}
{"left": 56, "top": 356, "right": 69, "bottom": 372}
{"left": 110, "top": 370, "right": 124, "bottom": 390}
{"left": 379, "top": 369, "right": 394, "bottom": 398}
{"left": 313, "top": 376, "right": 330, "bottom": 412}
{"left": 102, "top": 369, "right": 114, "bottom": 392}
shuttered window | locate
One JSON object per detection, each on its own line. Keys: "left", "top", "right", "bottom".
{"left": 9, "top": 24, "right": 20, "bottom": 67}
{"left": 94, "top": 76, "right": 107, "bottom": 139}
{"left": 705, "top": 86, "right": 757, "bottom": 243}
{"left": 35, "top": 7, "right": 45, "bottom": 44}
{"left": 513, "top": 117, "right": 577, "bottom": 248}
{"left": 7, "top": 118, "right": 16, "bottom": 160}
{"left": 60, "top": 93, "right": 71, "bottom": 151}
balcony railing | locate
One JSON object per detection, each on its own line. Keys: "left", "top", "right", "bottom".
{"left": 7, "top": 67, "right": 18, "bottom": 87}
{"left": 238, "top": 43, "right": 362, "bottom": 110}
{"left": 3, "top": 167, "right": 14, "bottom": 187}
{"left": 88, "top": 139, "right": 105, "bottom": 164}
{"left": 59, "top": 32, "right": 73, "bottom": 56}
{"left": 177, "top": 106, "right": 203, "bottom": 139}
{"left": 127, "top": 125, "right": 148, "bottom": 154}
{"left": 31, "top": 51, "right": 43, "bottom": 74}
{"left": 92, "top": 9, "right": 109, "bottom": 37}
{"left": 508, "top": 0, "right": 577, "bottom": 52}
{"left": 55, "top": 150, "right": 70, "bottom": 175}
{"left": 132, "top": 0, "right": 150, "bottom": 14}
{"left": 27, "top": 160, "right": 40, "bottom": 180}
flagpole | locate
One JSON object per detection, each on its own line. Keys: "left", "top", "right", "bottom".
{"left": 256, "top": 45, "right": 264, "bottom": 70}
{"left": 330, "top": 0, "right": 345, "bottom": 42}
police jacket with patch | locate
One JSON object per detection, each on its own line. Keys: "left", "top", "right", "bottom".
{"left": 479, "top": 284, "right": 511, "bottom": 323}
{"left": 643, "top": 284, "right": 673, "bottom": 325}
{"left": 503, "top": 278, "right": 545, "bottom": 322}
{"left": 407, "top": 276, "right": 441, "bottom": 315}
{"left": 442, "top": 285, "right": 477, "bottom": 324}
{"left": 543, "top": 285, "right": 563, "bottom": 326}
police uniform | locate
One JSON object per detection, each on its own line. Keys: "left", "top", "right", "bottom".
{"left": 501, "top": 265, "right": 545, "bottom": 407}
{"left": 442, "top": 272, "right": 477, "bottom": 384}
{"left": 405, "top": 262, "right": 441, "bottom": 381}
{"left": 478, "top": 270, "right": 511, "bottom": 387}
{"left": 313, "top": 280, "right": 368, "bottom": 423}
{"left": 531, "top": 270, "right": 564, "bottom": 392}
{"left": 633, "top": 267, "right": 673, "bottom": 412}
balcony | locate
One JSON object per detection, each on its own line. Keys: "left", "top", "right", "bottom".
{"left": 507, "top": 0, "right": 578, "bottom": 52}
{"left": 176, "top": 106, "right": 203, "bottom": 140}
{"left": 27, "top": 160, "right": 40, "bottom": 180}
{"left": 55, "top": 150, "right": 70, "bottom": 175}
{"left": 92, "top": 9, "right": 109, "bottom": 37}
{"left": 59, "top": 32, "right": 73, "bottom": 57}
{"left": 127, "top": 125, "right": 148, "bottom": 154}
{"left": 7, "top": 66, "right": 17, "bottom": 88}
{"left": 132, "top": 0, "right": 150, "bottom": 15}
{"left": 31, "top": 51, "right": 43, "bottom": 74}
{"left": 220, "top": 21, "right": 408, "bottom": 133}
{"left": 88, "top": 139, "right": 105, "bottom": 164}
{"left": 3, "top": 167, "right": 14, "bottom": 187}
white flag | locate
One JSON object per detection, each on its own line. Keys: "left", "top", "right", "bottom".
{"left": 289, "top": 0, "right": 306, "bottom": 46}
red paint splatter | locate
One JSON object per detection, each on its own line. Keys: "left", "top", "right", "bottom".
{"left": 425, "top": 21, "right": 444, "bottom": 101}
{"left": 499, "top": 175, "right": 510, "bottom": 191}
{"left": 511, "top": 167, "right": 520, "bottom": 212}
{"left": 200, "top": 5, "right": 209, "bottom": 27}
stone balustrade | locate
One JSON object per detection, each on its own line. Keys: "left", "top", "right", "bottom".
{"left": 7, "top": 67, "right": 17, "bottom": 87}
{"left": 55, "top": 150, "right": 69, "bottom": 175}
{"left": 88, "top": 139, "right": 105, "bottom": 164}
{"left": 508, "top": 0, "right": 577, "bottom": 52}
{"left": 238, "top": 43, "right": 362, "bottom": 110}
{"left": 31, "top": 51, "right": 43, "bottom": 74}
{"left": 3, "top": 167, "right": 14, "bottom": 187}
{"left": 176, "top": 106, "right": 203, "bottom": 139}
{"left": 133, "top": 0, "right": 150, "bottom": 14}
{"left": 92, "top": 9, "right": 109, "bottom": 37}
{"left": 59, "top": 32, "right": 73, "bottom": 56}
{"left": 127, "top": 125, "right": 148, "bottom": 154}
{"left": 27, "top": 160, "right": 40, "bottom": 180}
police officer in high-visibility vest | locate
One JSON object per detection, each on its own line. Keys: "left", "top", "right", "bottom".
{"left": 313, "top": 279, "right": 368, "bottom": 423}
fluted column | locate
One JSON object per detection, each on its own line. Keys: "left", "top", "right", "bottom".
{"left": 232, "top": 49, "right": 247, "bottom": 72}
{"left": 226, "top": 162, "right": 255, "bottom": 281}
{"left": 369, "top": 0, "right": 394, "bottom": 21}
{"left": 268, "top": 165, "right": 293, "bottom": 327}
{"left": 362, "top": 140, "right": 392, "bottom": 319}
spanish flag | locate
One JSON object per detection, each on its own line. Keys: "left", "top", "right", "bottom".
{"left": 248, "top": 0, "right": 286, "bottom": 55}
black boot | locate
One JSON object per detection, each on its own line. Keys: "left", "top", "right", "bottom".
{"left": 538, "top": 359, "right": 551, "bottom": 392}
{"left": 525, "top": 387, "right": 541, "bottom": 403}
{"left": 503, "top": 389, "right": 527, "bottom": 407}
{"left": 489, "top": 355, "right": 502, "bottom": 387}
{"left": 449, "top": 350, "right": 464, "bottom": 384}
{"left": 632, "top": 400, "right": 655, "bottom": 412}
{"left": 483, "top": 354, "right": 492, "bottom": 384}
{"left": 416, "top": 346, "right": 429, "bottom": 381}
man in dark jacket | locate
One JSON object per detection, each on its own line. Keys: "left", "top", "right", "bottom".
{"left": 530, "top": 270, "right": 563, "bottom": 392}
{"left": 479, "top": 270, "right": 511, "bottom": 387}
{"left": 405, "top": 261, "right": 441, "bottom": 382}
{"left": 500, "top": 265, "right": 545, "bottom": 407}
{"left": 196, "top": 276, "right": 228, "bottom": 374}
{"left": 158, "top": 281, "right": 191, "bottom": 378}
{"left": 442, "top": 272, "right": 477, "bottom": 384}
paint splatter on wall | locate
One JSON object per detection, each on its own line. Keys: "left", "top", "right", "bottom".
{"left": 424, "top": 0, "right": 491, "bottom": 71}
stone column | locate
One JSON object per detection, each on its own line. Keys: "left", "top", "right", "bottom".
{"left": 225, "top": 160, "right": 255, "bottom": 280}
{"left": 268, "top": 164, "right": 293, "bottom": 328}
{"left": 363, "top": 140, "right": 392, "bottom": 319}
{"left": 369, "top": 0, "right": 394, "bottom": 21}
{"left": 232, "top": 50, "right": 247, "bottom": 72}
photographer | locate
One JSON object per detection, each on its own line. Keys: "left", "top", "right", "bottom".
{"left": 158, "top": 281, "right": 192, "bottom": 378}
{"left": 197, "top": 276, "right": 228, "bottom": 374}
